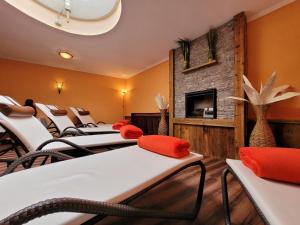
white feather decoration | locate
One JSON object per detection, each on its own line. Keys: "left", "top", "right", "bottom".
{"left": 227, "top": 96, "right": 248, "bottom": 102}
{"left": 228, "top": 72, "right": 300, "bottom": 105}
{"left": 155, "top": 94, "right": 169, "bottom": 110}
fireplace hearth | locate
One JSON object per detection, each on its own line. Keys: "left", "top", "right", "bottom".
{"left": 185, "top": 89, "right": 217, "bottom": 119}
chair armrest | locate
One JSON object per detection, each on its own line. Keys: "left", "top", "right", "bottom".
{"left": 36, "top": 139, "right": 95, "bottom": 155}
{"left": 0, "top": 160, "right": 206, "bottom": 225}
{"left": 78, "top": 123, "right": 98, "bottom": 128}
{"left": 2, "top": 151, "right": 73, "bottom": 176}
{"left": 0, "top": 197, "right": 194, "bottom": 225}
{"left": 60, "top": 126, "right": 88, "bottom": 137}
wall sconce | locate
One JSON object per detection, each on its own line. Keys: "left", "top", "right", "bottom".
{"left": 121, "top": 89, "right": 127, "bottom": 96}
{"left": 121, "top": 89, "right": 127, "bottom": 118}
{"left": 56, "top": 82, "right": 64, "bottom": 94}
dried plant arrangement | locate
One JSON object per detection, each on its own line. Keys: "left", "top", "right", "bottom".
{"left": 177, "top": 38, "right": 191, "bottom": 70}
{"left": 206, "top": 29, "right": 217, "bottom": 61}
{"left": 228, "top": 72, "right": 300, "bottom": 105}
{"left": 228, "top": 72, "right": 300, "bottom": 147}
{"left": 155, "top": 94, "right": 169, "bottom": 110}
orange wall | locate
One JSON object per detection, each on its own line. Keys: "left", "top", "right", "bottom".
{"left": 0, "top": 58, "right": 126, "bottom": 123}
{"left": 2, "top": 1, "right": 299, "bottom": 122}
{"left": 248, "top": 1, "right": 300, "bottom": 120}
{"left": 125, "top": 61, "right": 169, "bottom": 115}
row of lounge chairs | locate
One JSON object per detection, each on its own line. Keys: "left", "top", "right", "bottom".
{"left": 35, "top": 103, "right": 117, "bottom": 136}
{"left": 0, "top": 95, "right": 299, "bottom": 225}
{"left": 0, "top": 95, "right": 205, "bottom": 224}
{"left": 0, "top": 96, "right": 136, "bottom": 161}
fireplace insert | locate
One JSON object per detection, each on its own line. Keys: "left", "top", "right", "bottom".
{"left": 185, "top": 89, "right": 217, "bottom": 119}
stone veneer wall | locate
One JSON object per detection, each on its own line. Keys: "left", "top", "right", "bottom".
{"left": 174, "top": 19, "right": 235, "bottom": 119}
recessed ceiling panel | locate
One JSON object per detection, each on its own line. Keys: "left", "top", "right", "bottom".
{"left": 4, "top": 0, "right": 122, "bottom": 35}
{"left": 34, "top": 0, "right": 119, "bottom": 21}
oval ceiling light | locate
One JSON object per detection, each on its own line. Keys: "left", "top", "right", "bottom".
{"left": 4, "top": 0, "right": 122, "bottom": 36}
{"left": 58, "top": 50, "right": 73, "bottom": 59}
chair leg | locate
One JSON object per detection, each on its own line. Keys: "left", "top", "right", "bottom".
{"left": 221, "top": 167, "right": 232, "bottom": 225}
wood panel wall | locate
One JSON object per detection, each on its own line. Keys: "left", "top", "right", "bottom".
{"left": 131, "top": 113, "right": 169, "bottom": 135}
{"left": 174, "top": 124, "right": 235, "bottom": 158}
{"left": 233, "top": 13, "right": 247, "bottom": 156}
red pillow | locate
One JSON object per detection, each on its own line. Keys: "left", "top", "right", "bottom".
{"left": 120, "top": 125, "right": 143, "bottom": 139}
{"left": 240, "top": 147, "right": 300, "bottom": 184}
{"left": 112, "top": 122, "right": 124, "bottom": 130}
{"left": 138, "top": 135, "right": 190, "bottom": 158}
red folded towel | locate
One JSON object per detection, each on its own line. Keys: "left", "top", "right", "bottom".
{"left": 138, "top": 135, "right": 190, "bottom": 158}
{"left": 120, "top": 125, "right": 143, "bottom": 139}
{"left": 118, "top": 120, "right": 129, "bottom": 125}
{"left": 240, "top": 147, "right": 300, "bottom": 184}
{"left": 112, "top": 122, "right": 124, "bottom": 130}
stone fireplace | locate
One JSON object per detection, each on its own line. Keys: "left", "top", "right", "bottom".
{"left": 173, "top": 19, "right": 235, "bottom": 119}
{"left": 185, "top": 89, "right": 217, "bottom": 118}
{"left": 169, "top": 13, "right": 246, "bottom": 159}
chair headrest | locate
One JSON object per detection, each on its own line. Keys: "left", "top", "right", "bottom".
{"left": 0, "top": 103, "right": 35, "bottom": 117}
{"left": 78, "top": 110, "right": 90, "bottom": 116}
{"left": 50, "top": 109, "right": 68, "bottom": 116}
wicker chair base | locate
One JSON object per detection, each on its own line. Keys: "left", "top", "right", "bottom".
{"left": 0, "top": 160, "right": 206, "bottom": 225}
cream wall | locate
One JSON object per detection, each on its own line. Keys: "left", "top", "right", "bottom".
{"left": 0, "top": 58, "right": 126, "bottom": 123}
{"left": 125, "top": 61, "right": 169, "bottom": 116}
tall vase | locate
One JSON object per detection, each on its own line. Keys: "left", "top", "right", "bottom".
{"left": 249, "top": 105, "right": 276, "bottom": 147}
{"left": 158, "top": 109, "right": 168, "bottom": 135}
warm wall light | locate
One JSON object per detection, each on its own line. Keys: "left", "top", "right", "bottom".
{"left": 58, "top": 50, "right": 73, "bottom": 59}
{"left": 121, "top": 89, "right": 127, "bottom": 96}
{"left": 56, "top": 82, "right": 64, "bottom": 94}
{"left": 121, "top": 89, "right": 127, "bottom": 119}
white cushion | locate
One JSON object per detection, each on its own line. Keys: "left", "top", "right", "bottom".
{"left": 227, "top": 159, "right": 300, "bottom": 225}
{"left": 42, "top": 133, "right": 137, "bottom": 151}
{"left": 70, "top": 106, "right": 96, "bottom": 125}
{"left": 0, "top": 146, "right": 203, "bottom": 225}
{"left": 0, "top": 97, "right": 54, "bottom": 151}
{"left": 0, "top": 125, "right": 6, "bottom": 133}
{"left": 78, "top": 124, "right": 118, "bottom": 133}
{"left": 35, "top": 103, "right": 75, "bottom": 133}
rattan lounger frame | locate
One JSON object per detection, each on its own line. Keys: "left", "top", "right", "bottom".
{"left": 0, "top": 158, "right": 206, "bottom": 225}
{"left": 46, "top": 118, "right": 117, "bottom": 137}
{"left": 0, "top": 122, "right": 134, "bottom": 162}
{"left": 2, "top": 150, "right": 73, "bottom": 176}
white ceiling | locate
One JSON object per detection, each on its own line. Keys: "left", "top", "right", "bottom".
{"left": 0, "top": 0, "right": 292, "bottom": 79}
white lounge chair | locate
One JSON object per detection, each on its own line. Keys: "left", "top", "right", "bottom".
{"left": 0, "top": 96, "right": 136, "bottom": 158}
{"left": 35, "top": 103, "right": 118, "bottom": 136}
{"left": 222, "top": 159, "right": 300, "bottom": 225}
{"left": 69, "top": 106, "right": 111, "bottom": 127}
{"left": 0, "top": 145, "right": 205, "bottom": 225}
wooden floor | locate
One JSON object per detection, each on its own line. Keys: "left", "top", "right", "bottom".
{"left": 0, "top": 148, "right": 263, "bottom": 225}
{"left": 98, "top": 157, "right": 263, "bottom": 225}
